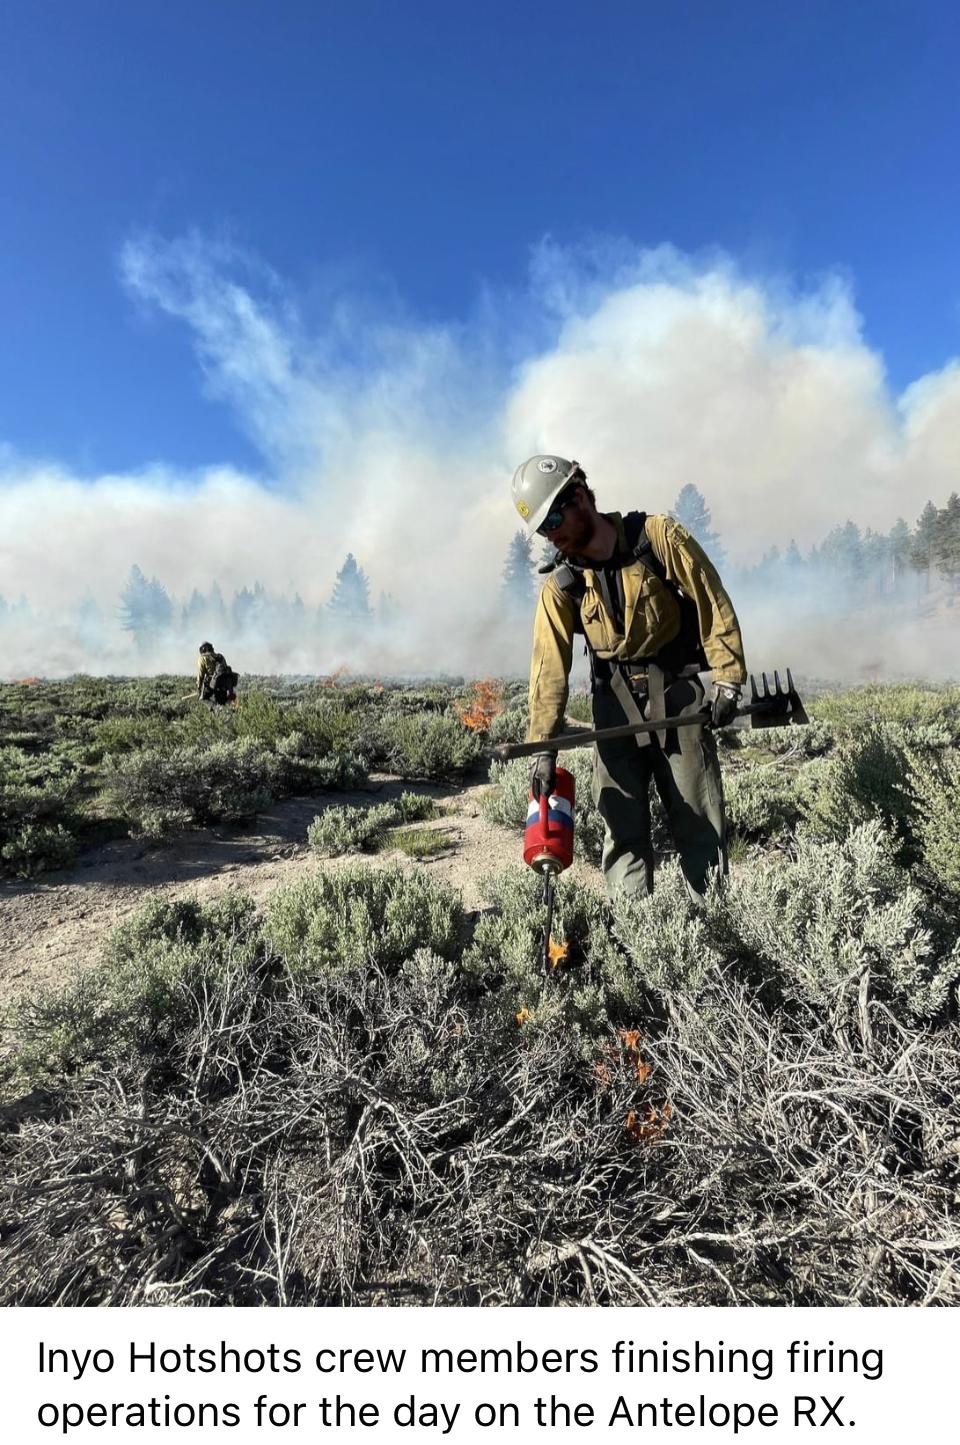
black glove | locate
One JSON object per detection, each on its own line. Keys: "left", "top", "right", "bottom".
{"left": 710, "top": 683, "right": 741, "bottom": 730}
{"left": 529, "top": 752, "right": 557, "bottom": 799}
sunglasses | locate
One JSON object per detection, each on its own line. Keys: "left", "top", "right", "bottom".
{"left": 536, "top": 486, "right": 579, "bottom": 536}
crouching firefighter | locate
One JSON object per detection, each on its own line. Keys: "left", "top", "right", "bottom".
{"left": 511, "top": 456, "right": 747, "bottom": 903}
{"left": 196, "top": 642, "right": 238, "bottom": 705}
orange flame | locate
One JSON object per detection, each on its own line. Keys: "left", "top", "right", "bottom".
{"left": 515, "top": 1007, "right": 531, "bottom": 1028}
{"left": 16, "top": 677, "right": 41, "bottom": 685}
{"left": 318, "top": 665, "right": 350, "bottom": 688}
{"left": 617, "top": 1027, "right": 653, "bottom": 1083}
{"left": 547, "top": 937, "right": 569, "bottom": 970}
{"left": 625, "top": 1100, "right": 673, "bottom": 1144}
{"left": 455, "top": 679, "right": 504, "bottom": 733}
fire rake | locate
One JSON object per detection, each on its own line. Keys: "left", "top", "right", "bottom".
{"left": 495, "top": 670, "right": 808, "bottom": 763}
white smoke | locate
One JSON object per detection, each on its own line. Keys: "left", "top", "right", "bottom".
{"left": 1, "top": 234, "right": 958, "bottom": 679}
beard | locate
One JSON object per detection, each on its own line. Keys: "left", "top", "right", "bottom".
{"left": 559, "top": 509, "right": 597, "bottom": 558}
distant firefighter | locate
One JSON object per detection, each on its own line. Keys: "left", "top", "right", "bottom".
{"left": 196, "top": 642, "right": 238, "bottom": 705}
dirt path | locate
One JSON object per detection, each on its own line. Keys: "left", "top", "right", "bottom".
{"left": 0, "top": 778, "right": 600, "bottom": 1008}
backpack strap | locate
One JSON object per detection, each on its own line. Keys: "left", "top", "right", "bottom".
{"left": 551, "top": 561, "right": 586, "bottom": 637}
{"left": 622, "top": 510, "right": 667, "bottom": 582}
{"left": 624, "top": 512, "right": 709, "bottom": 672}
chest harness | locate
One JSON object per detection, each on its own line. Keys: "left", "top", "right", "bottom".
{"left": 544, "top": 511, "right": 707, "bottom": 746}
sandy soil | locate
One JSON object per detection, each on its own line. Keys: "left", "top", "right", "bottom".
{"left": 0, "top": 777, "right": 601, "bottom": 1009}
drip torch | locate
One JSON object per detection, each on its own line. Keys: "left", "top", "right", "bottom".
{"left": 523, "top": 765, "right": 575, "bottom": 974}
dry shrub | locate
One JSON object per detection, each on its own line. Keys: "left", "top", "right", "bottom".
{"left": 2, "top": 804, "right": 959, "bottom": 1307}
{"left": 908, "top": 747, "right": 960, "bottom": 899}
{"left": 799, "top": 726, "right": 916, "bottom": 844}
{"left": 107, "top": 738, "right": 280, "bottom": 835}
{"left": 724, "top": 763, "right": 804, "bottom": 842}
{"left": 0, "top": 746, "right": 83, "bottom": 876}
{"left": 307, "top": 794, "right": 438, "bottom": 857}
{"left": 264, "top": 864, "right": 464, "bottom": 979}
{"left": 727, "top": 821, "right": 959, "bottom": 1021}
{"left": 375, "top": 711, "right": 484, "bottom": 780}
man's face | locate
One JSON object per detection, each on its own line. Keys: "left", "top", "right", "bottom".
{"left": 539, "top": 485, "right": 594, "bottom": 554}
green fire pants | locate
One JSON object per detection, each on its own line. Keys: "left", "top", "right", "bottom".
{"left": 590, "top": 674, "right": 727, "bottom": 901}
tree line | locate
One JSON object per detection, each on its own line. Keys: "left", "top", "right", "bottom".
{"left": 1, "top": 488, "right": 957, "bottom": 658}
{"left": 115, "top": 553, "right": 383, "bottom": 654}
{"left": 499, "top": 485, "right": 960, "bottom": 614}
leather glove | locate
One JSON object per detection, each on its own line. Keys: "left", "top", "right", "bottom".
{"left": 529, "top": 752, "right": 557, "bottom": 799}
{"left": 709, "top": 682, "right": 741, "bottom": 730}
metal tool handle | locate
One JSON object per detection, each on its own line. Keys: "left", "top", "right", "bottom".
{"left": 495, "top": 677, "right": 804, "bottom": 761}
{"left": 495, "top": 711, "right": 711, "bottom": 761}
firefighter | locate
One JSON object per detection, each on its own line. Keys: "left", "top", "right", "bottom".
{"left": 512, "top": 455, "right": 746, "bottom": 901}
{"left": 196, "top": 642, "right": 238, "bottom": 705}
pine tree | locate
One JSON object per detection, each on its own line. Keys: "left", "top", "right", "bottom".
{"left": 819, "top": 522, "right": 864, "bottom": 583}
{"left": 118, "top": 565, "right": 173, "bottom": 653}
{"left": 328, "top": 554, "right": 372, "bottom": 620}
{"left": 207, "top": 582, "right": 227, "bottom": 631}
{"left": 181, "top": 588, "right": 208, "bottom": 637}
{"left": 501, "top": 531, "right": 537, "bottom": 614}
{"left": 538, "top": 537, "right": 558, "bottom": 572}
{"left": 671, "top": 484, "right": 726, "bottom": 568}
{"left": 910, "top": 501, "right": 939, "bottom": 585}
{"left": 232, "top": 582, "right": 269, "bottom": 634}
{"left": 887, "top": 519, "right": 910, "bottom": 588}
{"left": 934, "top": 493, "right": 960, "bottom": 588}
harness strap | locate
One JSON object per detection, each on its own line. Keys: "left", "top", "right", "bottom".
{"left": 647, "top": 662, "right": 666, "bottom": 724}
{"left": 610, "top": 667, "right": 652, "bottom": 749}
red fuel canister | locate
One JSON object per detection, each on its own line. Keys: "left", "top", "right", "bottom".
{"left": 523, "top": 765, "right": 575, "bottom": 874}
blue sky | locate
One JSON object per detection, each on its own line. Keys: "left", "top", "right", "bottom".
{"left": 1, "top": 0, "right": 957, "bottom": 477}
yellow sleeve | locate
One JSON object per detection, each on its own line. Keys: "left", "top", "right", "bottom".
{"left": 645, "top": 516, "right": 747, "bottom": 685}
{"left": 526, "top": 578, "right": 577, "bottom": 742}
{"left": 196, "top": 656, "right": 206, "bottom": 683}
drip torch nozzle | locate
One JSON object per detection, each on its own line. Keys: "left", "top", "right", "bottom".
{"left": 541, "top": 864, "right": 559, "bottom": 977}
{"left": 523, "top": 764, "right": 576, "bottom": 976}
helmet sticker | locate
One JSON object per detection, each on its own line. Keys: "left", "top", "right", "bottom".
{"left": 537, "top": 458, "right": 557, "bottom": 473}
{"left": 516, "top": 499, "right": 530, "bottom": 518}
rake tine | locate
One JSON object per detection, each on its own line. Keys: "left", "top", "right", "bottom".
{"left": 773, "top": 669, "right": 783, "bottom": 695}
{"left": 750, "top": 674, "right": 760, "bottom": 703}
{"left": 762, "top": 672, "right": 771, "bottom": 697}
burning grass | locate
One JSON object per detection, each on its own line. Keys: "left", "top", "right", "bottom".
{"left": 455, "top": 679, "right": 504, "bottom": 734}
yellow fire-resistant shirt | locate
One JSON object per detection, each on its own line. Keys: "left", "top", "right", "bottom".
{"left": 527, "top": 513, "right": 746, "bottom": 743}
{"left": 197, "top": 652, "right": 220, "bottom": 688}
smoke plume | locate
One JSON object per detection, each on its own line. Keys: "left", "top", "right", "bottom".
{"left": 1, "top": 234, "right": 958, "bottom": 680}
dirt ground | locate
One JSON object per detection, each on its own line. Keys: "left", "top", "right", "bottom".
{"left": 0, "top": 778, "right": 602, "bottom": 1010}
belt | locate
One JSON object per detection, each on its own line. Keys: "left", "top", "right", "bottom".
{"left": 591, "top": 660, "right": 701, "bottom": 694}
{"left": 592, "top": 673, "right": 649, "bottom": 696}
